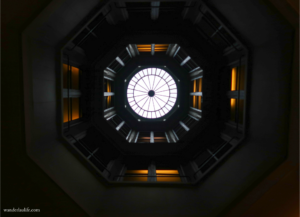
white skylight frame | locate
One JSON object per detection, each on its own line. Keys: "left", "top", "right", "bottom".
{"left": 127, "top": 68, "right": 178, "bottom": 119}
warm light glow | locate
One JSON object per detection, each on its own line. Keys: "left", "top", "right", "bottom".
{"left": 231, "top": 67, "right": 237, "bottom": 91}
{"left": 154, "top": 137, "right": 166, "bottom": 139}
{"left": 127, "top": 68, "right": 177, "bottom": 119}
{"left": 72, "top": 66, "right": 80, "bottom": 89}
{"left": 63, "top": 98, "right": 80, "bottom": 123}
{"left": 193, "top": 80, "right": 196, "bottom": 108}
{"left": 192, "top": 79, "right": 202, "bottom": 109}
{"left": 230, "top": 98, "right": 235, "bottom": 107}
{"left": 139, "top": 137, "right": 151, "bottom": 139}
{"left": 126, "top": 170, "right": 148, "bottom": 174}
{"left": 198, "top": 96, "right": 201, "bottom": 110}
{"left": 230, "top": 98, "right": 236, "bottom": 122}
{"left": 107, "top": 80, "right": 111, "bottom": 108}
{"left": 156, "top": 170, "right": 181, "bottom": 182}
{"left": 155, "top": 44, "right": 168, "bottom": 52}
{"left": 72, "top": 98, "right": 80, "bottom": 120}
{"left": 63, "top": 98, "right": 69, "bottom": 123}
{"left": 137, "top": 44, "right": 151, "bottom": 52}
{"left": 156, "top": 170, "right": 179, "bottom": 174}
{"left": 198, "top": 78, "right": 202, "bottom": 109}
{"left": 124, "top": 170, "right": 148, "bottom": 181}
{"left": 137, "top": 44, "right": 169, "bottom": 52}
{"left": 198, "top": 78, "right": 202, "bottom": 92}
{"left": 62, "top": 64, "right": 81, "bottom": 123}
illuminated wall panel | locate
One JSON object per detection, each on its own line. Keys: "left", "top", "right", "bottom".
{"left": 156, "top": 170, "right": 181, "bottom": 182}
{"left": 231, "top": 67, "right": 237, "bottom": 91}
{"left": 137, "top": 44, "right": 151, "bottom": 52}
{"left": 72, "top": 66, "right": 80, "bottom": 90}
{"left": 230, "top": 98, "right": 236, "bottom": 122}
{"left": 107, "top": 80, "right": 112, "bottom": 108}
{"left": 63, "top": 64, "right": 80, "bottom": 89}
{"left": 154, "top": 44, "right": 168, "bottom": 52}
{"left": 192, "top": 78, "right": 202, "bottom": 109}
{"left": 63, "top": 98, "right": 81, "bottom": 123}
{"left": 230, "top": 98, "right": 244, "bottom": 124}
{"left": 230, "top": 66, "right": 245, "bottom": 124}
{"left": 72, "top": 98, "right": 80, "bottom": 120}
{"left": 137, "top": 44, "right": 169, "bottom": 52}
{"left": 123, "top": 170, "right": 148, "bottom": 181}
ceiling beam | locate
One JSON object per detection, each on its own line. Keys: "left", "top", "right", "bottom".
{"left": 165, "top": 132, "right": 170, "bottom": 143}
{"left": 168, "top": 44, "right": 178, "bottom": 57}
{"left": 172, "top": 130, "right": 180, "bottom": 142}
{"left": 116, "top": 56, "right": 125, "bottom": 66}
{"left": 151, "top": 1, "right": 160, "bottom": 20}
{"left": 104, "top": 92, "right": 115, "bottom": 96}
{"left": 126, "top": 47, "right": 132, "bottom": 58}
{"left": 126, "top": 130, "right": 132, "bottom": 140}
{"left": 134, "top": 132, "right": 139, "bottom": 143}
{"left": 182, "top": 0, "right": 194, "bottom": 20}
{"left": 188, "top": 114, "right": 199, "bottom": 121}
{"left": 179, "top": 121, "right": 190, "bottom": 131}
{"left": 190, "top": 92, "right": 202, "bottom": 96}
{"left": 180, "top": 56, "right": 191, "bottom": 66}
{"left": 106, "top": 67, "right": 117, "bottom": 74}
{"left": 116, "top": 121, "right": 125, "bottom": 131}
{"left": 151, "top": 44, "right": 155, "bottom": 55}
{"left": 150, "top": 131, "right": 154, "bottom": 143}
{"left": 103, "top": 4, "right": 116, "bottom": 25}
{"left": 116, "top": 1, "right": 129, "bottom": 21}
{"left": 173, "top": 46, "right": 181, "bottom": 57}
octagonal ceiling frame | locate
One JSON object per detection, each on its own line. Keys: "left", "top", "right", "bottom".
{"left": 22, "top": 0, "right": 250, "bottom": 186}
{"left": 79, "top": 12, "right": 248, "bottom": 169}
{"left": 68, "top": 0, "right": 250, "bottom": 186}
{"left": 22, "top": 0, "right": 294, "bottom": 215}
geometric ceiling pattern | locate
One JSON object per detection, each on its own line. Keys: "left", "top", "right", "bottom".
{"left": 19, "top": 0, "right": 296, "bottom": 216}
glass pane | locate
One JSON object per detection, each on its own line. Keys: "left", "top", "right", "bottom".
{"left": 127, "top": 68, "right": 177, "bottom": 119}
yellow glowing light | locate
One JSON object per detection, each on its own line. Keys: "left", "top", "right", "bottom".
{"left": 231, "top": 67, "right": 237, "bottom": 91}
{"left": 124, "top": 170, "right": 148, "bottom": 181}
{"left": 156, "top": 170, "right": 181, "bottom": 182}
{"left": 137, "top": 44, "right": 169, "bottom": 52}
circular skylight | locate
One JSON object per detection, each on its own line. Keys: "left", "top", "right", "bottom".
{"left": 127, "top": 68, "right": 177, "bottom": 119}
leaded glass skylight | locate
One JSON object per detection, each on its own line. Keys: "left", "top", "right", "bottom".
{"left": 127, "top": 68, "right": 177, "bottom": 119}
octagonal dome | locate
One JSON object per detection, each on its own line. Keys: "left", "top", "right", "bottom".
{"left": 20, "top": 0, "right": 296, "bottom": 216}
